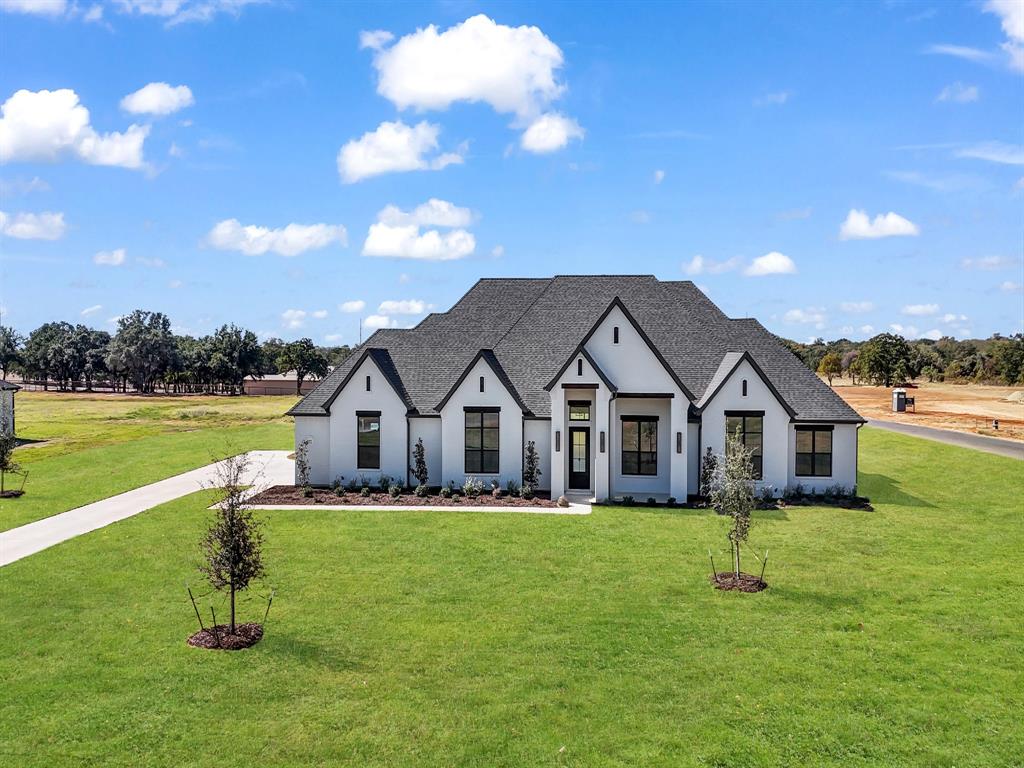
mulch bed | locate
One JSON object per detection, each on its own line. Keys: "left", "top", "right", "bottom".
{"left": 780, "top": 497, "right": 873, "bottom": 511}
{"left": 710, "top": 572, "right": 768, "bottom": 593}
{"left": 248, "top": 485, "right": 558, "bottom": 508}
{"left": 187, "top": 622, "right": 264, "bottom": 650}
{"left": 0, "top": 490, "right": 24, "bottom": 498}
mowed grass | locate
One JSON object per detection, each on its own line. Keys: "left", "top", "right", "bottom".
{"left": 1, "top": 392, "right": 296, "bottom": 531}
{"left": 1, "top": 428, "right": 1021, "bottom": 767}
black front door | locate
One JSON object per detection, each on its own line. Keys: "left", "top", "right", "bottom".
{"left": 568, "top": 427, "right": 590, "bottom": 490}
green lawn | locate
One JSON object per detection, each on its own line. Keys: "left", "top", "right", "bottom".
{"left": 1, "top": 427, "right": 1021, "bottom": 766}
{"left": 1, "top": 392, "right": 296, "bottom": 531}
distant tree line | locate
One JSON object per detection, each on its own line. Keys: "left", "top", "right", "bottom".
{"left": 780, "top": 332, "right": 1024, "bottom": 387}
{"left": 0, "top": 311, "right": 352, "bottom": 395}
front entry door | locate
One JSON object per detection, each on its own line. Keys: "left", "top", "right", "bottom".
{"left": 568, "top": 427, "right": 590, "bottom": 490}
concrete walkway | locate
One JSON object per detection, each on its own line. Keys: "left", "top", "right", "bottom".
{"left": 0, "top": 450, "right": 293, "bottom": 567}
{"left": 867, "top": 420, "right": 1024, "bottom": 460}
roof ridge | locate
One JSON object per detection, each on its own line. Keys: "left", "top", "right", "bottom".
{"left": 489, "top": 276, "right": 556, "bottom": 350}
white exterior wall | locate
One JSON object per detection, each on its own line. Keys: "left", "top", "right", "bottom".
{"left": 328, "top": 356, "right": 408, "bottom": 486}
{"left": 409, "top": 416, "right": 442, "bottom": 486}
{"left": 687, "top": 422, "right": 700, "bottom": 496}
{"left": 294, "top": 415, "right": 331, "bottom": 486}
{"left": 701, "top": 358, "right": 792, "bottom": 495}
{"left": 0, "top": 390, "right": 13, "bottom": 436}
{"left": 524, "top": 419, "right": 551, "bottom": 492}
{"left": 610, "top": 396, "right": 673, "bottom": 497}
{"left": 787, "top": 423, "right": 859, "bottom": 493}
{"left": 438, "top": 357, "right": 524, "bottom": 487}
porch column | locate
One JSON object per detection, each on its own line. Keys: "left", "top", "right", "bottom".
{"left": 549, "top": 386, "right": 565, "bottom": 498}
{"left": 669, "top": 393, "right": 688, "bottom": 500}
{"left": 594, "top": 384, "right": 611, "bottom": 500}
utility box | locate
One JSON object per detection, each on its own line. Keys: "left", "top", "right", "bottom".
{"left": 892, "top": 388, "right": 907, "bottom": 412}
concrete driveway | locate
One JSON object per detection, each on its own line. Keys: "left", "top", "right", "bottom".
{"left": 0, "top": 450, "right": 293, "bottom": 567}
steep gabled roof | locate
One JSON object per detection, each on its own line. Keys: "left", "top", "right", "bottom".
{"left": 543, "top": 346, "right": 617, "bottom": 393}
{"left": 288, "top": 276, "right": 863, "bottom": 423}
{"left": 435, "top": 349, "right": 532, "bottom": 414}
{"left": 695, "top": 350, "right": 797, "bottom": 417}
{"left": 286, "top": 347, "right": 414, "bottom": 416}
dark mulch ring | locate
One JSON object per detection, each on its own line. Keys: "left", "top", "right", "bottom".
{"left": 710, "top": 572, "right": 768, "bottom": 593}
{"left": 248, "top": 485, "right": 558, "bottom": 508}
{"left": 187, "top": 622, "right": 264, "bottom": 651}
{"left": 0, "top": 490, "right": 24, "bottom": 498}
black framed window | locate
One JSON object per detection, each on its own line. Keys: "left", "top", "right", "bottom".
{"left": 357, "top": 412, "right": 380, "bottom": 469}
{"left": 796, "top": 426, "right": 832, "bottom": 477}
{"left": 613, "top": 326, "right": 619, "bottom": 344}
{"left": 465, "top": 408, "right": 499, "bottom": 473}
{"left": 725, "top": 412, "right": 763, "bottom": 479}
{"left": 577, "top": 359, "right": 583, "bottom": 376}
{"left": 365, "top": 375, "right": 371, "bottom": 392}
{"left": 621, "top": 416, "right": 657, "bottom": 475}
{"left": 568, "top": 401, "right": 590, "bottom": 421}
{"left": 479, "top": 375, "right": 485, "bottom": 392}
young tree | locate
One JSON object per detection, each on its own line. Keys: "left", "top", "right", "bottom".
{"left": 709, "top": 431, "right": 758, "bottom": 578}
{"left": 817, "top": 352, "right": 843, "bottom": 386}
{"left": 411, "top": 437, "right": 429, "bottom": 488}
{"left": 200, "top": 453, "right": 265, "bottom": 634}
{"left": 523, "top": 440, "right": 542, "bottom": 492}
{"left": 276, "top": 339, "right": 329, "bottom": 395}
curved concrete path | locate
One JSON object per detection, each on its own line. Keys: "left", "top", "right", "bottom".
{"left": 0, "top": 450, "right": 293, "bottom": 567}
{"left": 867, "top": 420, "right": 1024, "bottom": 460}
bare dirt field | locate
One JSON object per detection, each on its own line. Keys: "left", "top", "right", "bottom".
{"left": 827, "top": 378, "right": 1024, "bottom": 441}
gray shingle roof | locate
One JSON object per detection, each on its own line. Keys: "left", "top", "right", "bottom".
{"left": 0, "top": 380, "right": 20, "bottom": 392}
{"left": 288, "top": 276, "right": 863, "bottom": 423}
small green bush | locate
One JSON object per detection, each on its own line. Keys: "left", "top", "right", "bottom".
{"left": 622, "top": 495, "right": 635, "bottom": 506}
{"left": 646, "top": 497, "right": 657, "bottom": 507}
{"left": 389, "top": 485, "right": 401, "bottom": 499}
{"left": 439, "top": 486, "right": 452, "bottom": 499}
{"left": 360, "top": 487, "right": 370, "bottom": 497}
{"left": 415, "top": 484, "right": 429, "bottom": 498}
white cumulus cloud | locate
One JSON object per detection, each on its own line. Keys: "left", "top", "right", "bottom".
{"left": 378, "top": 299, "right": 428, "bottom": 315}
{"left": 520, "top": 112, "right": 584, "bottom": 153}
{"left": 839, "top": 209, "right": 919, "bottom": 240}
{"left": 685, "top": 254, "right": 741, "bottom": 276}
{"left": 363, "top": 200, "right": 476, "bottom": 261}
{"left": 359, "top": 29, "right": 394, "bottom": 50}
{"left": 0, "top": 88, "right": 148, "bottom": 169}
{"left": 94, "top": 247, "right": 126, "bottom": 266}
{"left": 364, "top": 314, "right": 398, "bottom": 330}
{"left": 205, "top": 219, "right": 347, "bottom": 257}
{"left": 0, "top": 0, "right": 67, "bottom": 15}
{"left": 0, "top": 210, "right": 65, "bottom": 239}
{"left": 653, "top": 169, "right": 665, "bottom": 184}
{"left": 784, "top": 307, "right": 827, "bottom": 328}
{"left": 902, "top": 303, "right": 939, "bottom": 316}
{"left": 744, "top": 251, "right": 797, "bottom": 277}
{"left": 984, "top": 0, "right": 1024, "bottom": 72}
{"left": 336, "top": 120, "right": 464, "bottom": 183}
{"left": 339, "top": 300, "right": 366, "bottom": 313}
{"left": 120, "top": 82, "right": 194, "bottom": 116}
{"left": 281, "top": 309, "right": 306, "bottom": 330}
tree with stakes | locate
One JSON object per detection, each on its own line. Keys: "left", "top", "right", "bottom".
{"left": 709, "top": 431, "right": 760, "bottom": 584}
{"left": 200, "top": 453, "right": 265, "bottom": 635}
{"left": 412, "top": 437, "right": 429, "bottom": 489}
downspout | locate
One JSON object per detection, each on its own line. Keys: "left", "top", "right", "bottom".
{"left": 855, "top": 422, "right": 862, "bottom": 495}
{"left": 697, "top": 417, "right": 703, "bottom": 500}
{"left": 405, "top": 416, "right": 411, "bottom": 489}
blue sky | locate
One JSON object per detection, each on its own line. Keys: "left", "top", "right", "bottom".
{"left": 1, "top": 0, "right": 1022, "bottom": 346}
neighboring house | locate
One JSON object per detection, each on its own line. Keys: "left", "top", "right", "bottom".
{"left": 244, "top": 371, "right": 325, "bottom": 396}
{"left": 288, "top": 276, "right": 864, "bottom": 499}
{"left": 1, "top": 380, "right": 19, "bottom": 437}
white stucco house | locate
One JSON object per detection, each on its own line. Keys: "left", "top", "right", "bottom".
{"left": 1, "top": 380, "right": 19, "bottom": 437}
{"left": 288, "top": 276, "right": 864, "bottom": 500}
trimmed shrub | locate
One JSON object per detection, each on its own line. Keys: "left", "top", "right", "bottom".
{"left": 360, "top": 487, "right": 370, "bottom": 498}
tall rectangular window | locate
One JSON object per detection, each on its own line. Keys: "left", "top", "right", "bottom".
{"left": 795, "top": 426, "right": 832, "bottom": 477}
{"left": 621, "top": 416, "right": 657, "bottom": 475}
{"left": 725, "top": 412, "right": 763, "bottom": 479}
{"left": 465, "top": 408, "right": 499, "bottom": 473}
{"left": 357, "top": 412, "right": 380, "bottom": 469}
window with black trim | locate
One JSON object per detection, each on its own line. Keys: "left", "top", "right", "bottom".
{"left": 357, "top": 413, "right": 380, "bottom": 469}
{"left": 742, "top": 379, "right": 748, "bottom": 397}
{"left": 465, "top": 408, "right": 499, "bottom": 473}
{"left": 479, "top": 375, "right": 485, "bottom": 393}
{"left": 613, "top": 326, "right": 619, "bottom": 344}
{"left": 577, "top": 359, "right": 583, "bottom": 376}
{"left": 725, "top": 413, "right": 763, "bottom": 479}
{"left": 796, "top": 426, "right": 832, "bottom": 477}
{"left": 621, "top": 416, "right": 657, "bottom": 475}
{"left": 568, "top": 401, "right": 590, "bottom": 421}
{"left": 365, "top": 375, "right": 371, "bottom": 392}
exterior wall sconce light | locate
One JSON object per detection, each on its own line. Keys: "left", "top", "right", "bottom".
{"left": 676, "top": 431, "right": 682, "bottom": 454}
{"left": 555, "top": 430, "right": 561, "bottom": 452}
{"left": 600, "top": 430, "right": 606, "bottom": 453}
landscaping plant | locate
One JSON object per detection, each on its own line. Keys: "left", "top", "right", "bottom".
{"left": 198, "top": 453, "right": 267, "bottom": 641}
{"left": 0, "top": 417, "right": 24, "bottom": 497}
{"left": 708, "top": 431, "right": 765, "bottom": 590}
{"left": 523, "top": 440, "right": 541, "bottom": 494}
{"left": 294, "top": 438, "right": 312, "bottom": 491}
{"left": 411, "top": 438, "right": 429, "bottom": 491}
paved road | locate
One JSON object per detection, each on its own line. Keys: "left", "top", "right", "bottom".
{"left": 0, "top": 450, "right": 293, "bottom": 567}
{"left": 867, "top": 420, "right": 1024, "bottom": 460}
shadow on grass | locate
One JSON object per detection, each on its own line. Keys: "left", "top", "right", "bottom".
{"left": 265, "top": 631, "right": 364, "bottom": 672}
{"left": 615, "top": 506, "right": 792, "bottom": 521}
{"left": 774, "top": 585, "right": 864, "bottom": 611}
{"left": 858, "top": 472, "right": 935, "bottom": 508}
